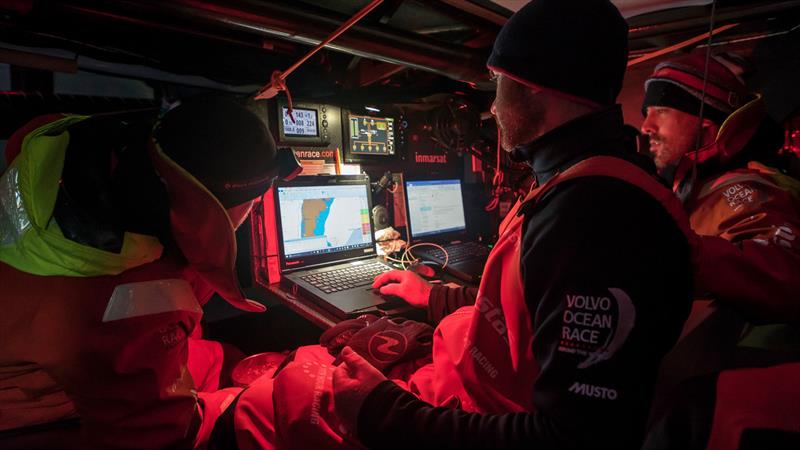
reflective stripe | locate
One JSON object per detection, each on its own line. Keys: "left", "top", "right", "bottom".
{"left": 0, "top": 115, "right": 164, "bottom": 277}
{"left": 103, "top": 279, "right": 202, "bottom": 322}
{"left": 0, "top": 167, "right": 31, "bottom": 246}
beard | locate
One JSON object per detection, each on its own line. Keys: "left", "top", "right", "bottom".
{"left": 648, "top": 132, "right": 693, "bottom": 171}
{"left": 497, "top": 99, "right": 546, "bottom": 151}
{"left": 647, "top": 134, "right": 668, "bottom": 168}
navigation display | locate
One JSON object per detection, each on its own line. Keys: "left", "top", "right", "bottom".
{"left": 282, "top": 107, "right": 319, "bottom": 137}
{"left": 348, "top": 114, "right": 394, "bottom": 155}
{"left": 277, "top": 184, "right": 373, "bottom": 258}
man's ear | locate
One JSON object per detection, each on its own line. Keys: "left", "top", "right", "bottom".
{"left": 701, "top": 118, "right": 719, "bottom": 145}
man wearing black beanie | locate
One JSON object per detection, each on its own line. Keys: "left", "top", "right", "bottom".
{"left": 333, "top": 1, "right": 694, "bottom": 449}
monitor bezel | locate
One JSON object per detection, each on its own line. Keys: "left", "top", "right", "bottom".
{"left": 274, "top": 174, "right": 377, "bottom": 272}
{"left": 403, "top": 177, "right": 468, "bottom": 242}
{"left": 275, "top": 100, "right": 329, "bottom": 146}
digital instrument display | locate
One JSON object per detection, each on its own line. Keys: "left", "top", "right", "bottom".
{"left": 282, "top": 107, "right": 319, "bottom": 137}
{"left": 348, "top": 114, "right": 394, "bottom": 155}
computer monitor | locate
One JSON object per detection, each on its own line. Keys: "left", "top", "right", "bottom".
{"left": 275, "top": 176, "right": 375, "bottom": 268}
{"left": 405, "top": 179, "right": 467, "bottom": 239}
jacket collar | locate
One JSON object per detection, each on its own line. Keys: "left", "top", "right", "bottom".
{"left": 681, "top": 94, "right": 767, "bottom": 167}
{"left": 511, "top": 105, "right": 627, "bottom": 185}
{"left": 671, "top": 95, "right": 772, "bottom": 198}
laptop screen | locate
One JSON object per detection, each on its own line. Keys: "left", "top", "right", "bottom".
{"left": 405, "top": 179, "right": 466, "bottom": 239}
{"left": 277, "top": 183, "right": 374, "bottom": 259}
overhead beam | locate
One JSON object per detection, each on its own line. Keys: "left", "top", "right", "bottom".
{"left": 43, "top": 0, "right": 489, "bottom": 83}
{"left": 437, "top": 0, "right": 507, "bottom": 26}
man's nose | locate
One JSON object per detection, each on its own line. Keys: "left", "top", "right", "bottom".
{"left": 640, "top": 113, "right": 656, "bottom": 136}
{"left": 490, "top": 98, "right": 497, "bottom": 116}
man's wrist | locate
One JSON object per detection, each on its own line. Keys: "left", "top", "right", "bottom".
{"left": 427, "top": 284, "right": 443, "bottom": 300}
{"left": 356, "top": 380, "right": 403, "bottom": 443}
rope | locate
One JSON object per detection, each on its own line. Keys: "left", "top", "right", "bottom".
{"left": 682, "top": 0, "right": 720, "bottom": 200}
{"left": 254, "top": 0, "right": 383, "bottom": 101}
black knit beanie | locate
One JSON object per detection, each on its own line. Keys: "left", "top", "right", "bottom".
{"left": 154, "top": 95, "right": 278, "bottom": 208}
{"left": 487, "top": 0, "right": 629, "bottom": 106}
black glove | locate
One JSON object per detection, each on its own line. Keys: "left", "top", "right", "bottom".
{"left": 319, "top": 313, "right": 381, "bottom": 357}
{"left": 342, "top": 316, "right": 434, "bottom": 373}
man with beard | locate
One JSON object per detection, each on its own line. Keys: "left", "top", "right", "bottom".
{"left": 638, "top": 51, "right": 800, "bottom": 450}
{"left": 640, "top": 50, "right": 800, "bottom": 324}
{"left": 328, "top": 1, "right": 695, "bottom": 449}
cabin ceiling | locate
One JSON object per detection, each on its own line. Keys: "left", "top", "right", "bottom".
{"left": 1, "top": 0, "right": 798, "bottom": 102}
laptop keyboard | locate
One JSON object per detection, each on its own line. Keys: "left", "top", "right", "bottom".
{"left": 422, "top": 242, "right": 489, "bottom": 264}
{"left": 300, "top": 262, "right": 391, "bottom": 294}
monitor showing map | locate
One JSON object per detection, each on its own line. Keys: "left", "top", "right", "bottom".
{"left": 348, "top": 114, "right": 394, "bottom": 155}
{"left": 276, "top": 183, "right": 373, "bottom": 259}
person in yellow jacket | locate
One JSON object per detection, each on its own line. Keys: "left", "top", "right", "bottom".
{"left": 0, "top": 95, "right": 280, "bottom": 448}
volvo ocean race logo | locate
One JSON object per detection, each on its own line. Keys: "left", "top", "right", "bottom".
{"left": 558, "top": 288, "right": 636, "bottom": 369}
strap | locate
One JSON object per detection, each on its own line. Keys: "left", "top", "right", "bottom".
{"left": 102, "top": 279, "right": 201, "bottom": 322}
{"left": 518, "top": 156, "right": 693, "bottom": 238}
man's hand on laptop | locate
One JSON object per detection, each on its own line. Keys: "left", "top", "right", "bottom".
{"left": 372, "top": 270, "right": 432, "bottom": 308}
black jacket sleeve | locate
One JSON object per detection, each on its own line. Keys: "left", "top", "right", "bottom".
{"left": 357, "top": 177, "right": 692, "bottom": 450}
{"left": 427, "top": 285, "right": 478, "bottom": 325}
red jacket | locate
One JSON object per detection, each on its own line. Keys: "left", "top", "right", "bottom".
{"left": 0, "top": 115, "right": 261, "bottom": 448}
{"left": 675, "top": 96, "right": 800, "bottom": 322}
{"left": 690, "top": 163, "right": 800, "bottom": 321}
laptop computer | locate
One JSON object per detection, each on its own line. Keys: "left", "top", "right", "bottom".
{"left": 403, "top": 178, "right": 489, "bottom": 283}
{"left": 275, "top": 174, "right": 403, "bottom": 318}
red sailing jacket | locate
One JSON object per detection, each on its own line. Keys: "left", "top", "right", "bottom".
{"left": 688, "top": 163, "right": 800, "bottom": 322}
{"left": 670, "top": 97, "right": 800, "bottom": 450}
{"left": 673, "top": 96, "right": 800, "bottom": 322}
{"left": 0, "top": 115, "right": 262, "bottom": 449}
